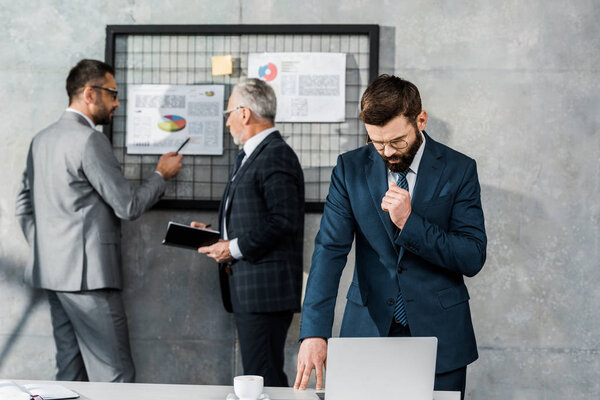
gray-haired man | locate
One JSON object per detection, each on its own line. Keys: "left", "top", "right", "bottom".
{"left": 192, "top": 78, "right": 304, "bottom": 386}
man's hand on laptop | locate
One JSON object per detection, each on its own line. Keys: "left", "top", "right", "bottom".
{"left": 294, "top": 337, "right": 327, "bottom": 390}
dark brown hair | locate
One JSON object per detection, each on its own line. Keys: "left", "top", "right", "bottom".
{"left": 359, "top": 74, "right": 422, "bottom": 126}
{"left": 66, "top": 59, "right": 115, "bottom": 104}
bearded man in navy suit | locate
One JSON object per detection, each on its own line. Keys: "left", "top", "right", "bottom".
{"left": 294, "top": 75, "right": 486, "bottom": 399}
{"left": 192, "top": 78, "right": 304, "bottom": 387}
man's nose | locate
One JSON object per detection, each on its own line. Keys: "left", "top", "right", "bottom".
{"left": 383, "top": 144, "right": 396, "bottom": 158}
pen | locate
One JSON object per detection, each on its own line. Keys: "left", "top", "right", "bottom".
{"left": 175, "top": 137, "right": 191, "bottom": 154}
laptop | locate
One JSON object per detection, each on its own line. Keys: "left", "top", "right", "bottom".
{"left": 323, "top": 337, "right": 438, "bottom": 400}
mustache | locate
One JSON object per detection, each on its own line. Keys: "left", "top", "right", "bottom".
{"left": 383, "top": 155, "right": 403, "bottom": 162}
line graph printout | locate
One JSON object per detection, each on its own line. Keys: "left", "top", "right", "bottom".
{"left": 248, "top": 52, "right": 346, "bottom": 122}
{"left": 126, "top": 84, "right": 225, "bottom": 155}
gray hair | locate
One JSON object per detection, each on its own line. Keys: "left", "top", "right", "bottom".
{"left": 232, "top": 78, "right": 277, "bottom": 123}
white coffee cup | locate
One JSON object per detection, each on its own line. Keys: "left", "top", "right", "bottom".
{"left": 234, "top": 375, "right": 264, "bottom": 400}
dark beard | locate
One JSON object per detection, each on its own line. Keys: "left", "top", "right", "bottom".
{"left": 92, "top": 100, "right": 115, "bottom": 125}
{"left": 382, "top": 131, "right": 423, "bottom": 173}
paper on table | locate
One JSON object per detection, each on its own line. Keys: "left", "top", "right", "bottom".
{"left": 0, "top": 380, "right": 30, "bottom": 400}
{"left": 23, "top": 383, "right": 79, "bottom": 399}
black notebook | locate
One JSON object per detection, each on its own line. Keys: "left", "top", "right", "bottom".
{"left": 162, "top": 221, "right": 220, "bottom": 250}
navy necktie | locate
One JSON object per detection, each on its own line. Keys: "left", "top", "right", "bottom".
{"left": 396, "top": 170, "right": 409, "bottom": 191}
{"left": 393, "top": 170, "right": 409, "bottom": 326}
{"left": 230, "top": 149, "right": 246, "bottom": 179}
{"left": 221, "top": 149, "right": 246, "bottom": 238}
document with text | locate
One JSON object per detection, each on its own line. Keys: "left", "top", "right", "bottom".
{"left": 248, "top": 52, "right": 346, "bottom": 122}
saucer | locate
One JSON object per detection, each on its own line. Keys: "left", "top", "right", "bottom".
{"left": 226, "top": 392, "right": 270, "bottom": 400}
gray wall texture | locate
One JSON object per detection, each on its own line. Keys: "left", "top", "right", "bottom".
{"left": 1, "top": 1, "right": 598, "bottom": 399}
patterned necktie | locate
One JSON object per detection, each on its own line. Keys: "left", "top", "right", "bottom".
{"left": 393, "top": 170, "right": 409, "bottom": 326}
{"left": 396, "top": 170, "right": 409, "bottom": 191}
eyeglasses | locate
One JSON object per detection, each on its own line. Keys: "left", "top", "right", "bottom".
{"left": 91, "top": 86, "right": 119, "bottom": 100}
{"left": 223, "top": 105, "right": 244, "bottom": 116}
{"left": 366, "top": 136, "right": 409, "bottom": 152}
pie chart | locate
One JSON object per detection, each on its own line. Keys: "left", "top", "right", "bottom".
{"left": 158, "top": 115, "right": 186, "bottom": 132}
{"left": 258, "top": 63, "right": 278, "bottom": 82}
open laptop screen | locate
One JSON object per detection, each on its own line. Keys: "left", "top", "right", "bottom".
{"left": 324, "top": 337, "right": 438, "bottom": 400}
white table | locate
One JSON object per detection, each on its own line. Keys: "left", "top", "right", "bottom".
{"left": 9, "top": 380, "right": 460, "bottom": 400}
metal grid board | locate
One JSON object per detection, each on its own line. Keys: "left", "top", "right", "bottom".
{"left": 105, "top": 25, "right": 379, "bottom": 210}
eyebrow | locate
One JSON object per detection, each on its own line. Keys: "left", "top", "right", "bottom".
{"left": 370, "top": 135, "right": 408, "bottom": 143}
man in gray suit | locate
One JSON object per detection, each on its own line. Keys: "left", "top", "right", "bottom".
{"left": 15, "top": 59, "right": 182, "bottom": 382}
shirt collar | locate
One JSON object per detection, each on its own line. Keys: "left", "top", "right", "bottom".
{"left": 66, "top": 108, "right": 95, "bottom": 128}
{"left": 408, "top": 130, "right": 426, "bottom": 175}
{"left": 242, "top": 127, "right": 277, "bottom": 157}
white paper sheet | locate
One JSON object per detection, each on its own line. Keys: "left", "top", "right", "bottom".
{"left": 126, "top": 84, "right": 225, "bottom": 155}
{"left": 0, "top": 381, "right": 79, "bottom": 400}
{"left": 248, "top": 53, "right": 346, "bottom": 122}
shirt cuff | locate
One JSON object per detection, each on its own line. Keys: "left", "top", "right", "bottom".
{"left": 229, "top": 238, "right": 243, "bottom": 260}
{"left": 154, "top": 170, "right": 164, "bottom": 178}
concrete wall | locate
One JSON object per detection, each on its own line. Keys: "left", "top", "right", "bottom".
{"left": 1, "top": 1, "right": 598, "bottom": 399}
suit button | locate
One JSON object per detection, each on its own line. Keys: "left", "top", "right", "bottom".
{"left": 397, "top": 267, "right": 403, "bottom": 274}
{"left": 387, "top": 298, "right": 395, "bottom": 306}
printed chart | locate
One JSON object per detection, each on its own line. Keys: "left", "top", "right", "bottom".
{"left": 248, "top": 52, "right": 346, "bottom": 122}
{"left": 126, "top": 84, "right": 224, "bottom": 155}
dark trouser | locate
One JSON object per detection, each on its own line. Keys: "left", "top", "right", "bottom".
{"left": 388, "top": 320, "right": 467, "bottom": 400}
{"left": 46, "top": 289, "right": 135, "bottom": 382}
{"left": 234, "top": 310, "right": 294, "bottom": 387}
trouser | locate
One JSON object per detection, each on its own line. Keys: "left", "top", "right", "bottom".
{"left": 46, "top": 289, "right": 135, "bottom": 382}
{"left": 388, "top": 320, "right": 467, "bottom": 399}
{"left": 234, "top": 310, "right": 294, "bottom": 387}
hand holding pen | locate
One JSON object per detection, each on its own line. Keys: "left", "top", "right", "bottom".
{"left": 175, "top": 137, "right": 191, "bottom": 154}
{"left": 155, "top": 138, "right": 189, "bottom": 179}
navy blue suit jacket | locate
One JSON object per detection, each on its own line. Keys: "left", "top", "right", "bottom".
{"left": 299, "top": 132, "right": 486, "bottom": 373}
{"left": 219, "top": 131, "right": 305, "bottom": 314}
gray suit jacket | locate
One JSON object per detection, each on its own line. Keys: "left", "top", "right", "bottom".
{"left": 15, "top": 111, "right": 166, "bottom": 291}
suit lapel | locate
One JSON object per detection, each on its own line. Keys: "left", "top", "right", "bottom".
{"left": 225, "top": 131, "right": 280, "bottom": 219}
{"left": 411, "top": 132, "right": 445, "bottom": 206}
{"left": 365, "top": 147, "right": 398, "bottom": 251}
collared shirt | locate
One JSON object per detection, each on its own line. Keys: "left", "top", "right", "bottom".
{"left": 226, "top": 127, "right": 277, "bottom": 259}
{"left": 386, "top": 130, "right": 426, "bottom": 197}
{"left": 235, "top": 127, "right": 278, "bottom": 175}
{"left": 66, "top": 108, "right": 95, "bottom": 128}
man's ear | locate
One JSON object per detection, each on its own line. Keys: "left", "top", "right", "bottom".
{"left": 241, "top": 107, "right": 252, "bottom": 125}
{"left": 416, "top": 110, "right": 428, "bottom": 131}
{"left": 81, "top": 86, "right": 96, "bottom": 105}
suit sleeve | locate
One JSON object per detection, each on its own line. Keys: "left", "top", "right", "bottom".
{"left": 299, "top": 155, "right": 356, "bottom": 340}
{"left": 15, "top": 145, "right": 35, "bottom": 244}
{"left": 396, "top": 159, "right": 487, "bottom": 277}
{"left": 236, "top": 148, "right": 303, "bottom": 262}
{"left": 82, "top": 131, "right": 166, "bottom": 221}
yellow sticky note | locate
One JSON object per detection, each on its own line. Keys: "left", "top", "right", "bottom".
{"left": 212, "top": 55, "right": 233, "bottom": 76}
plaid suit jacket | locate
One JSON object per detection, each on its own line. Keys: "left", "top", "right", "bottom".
{"left": 218, "top": 131, "right": 304, "bottom": 313}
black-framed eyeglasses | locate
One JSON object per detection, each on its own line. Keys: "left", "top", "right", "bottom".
{"left": 91, "top": 86, "right": 119, "bottom": 100}
{"left": 223, "top": 105, "right": 244, "bottom": 117}
{"left": 366, "top": 136, "right": 409, "bottom": 152}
